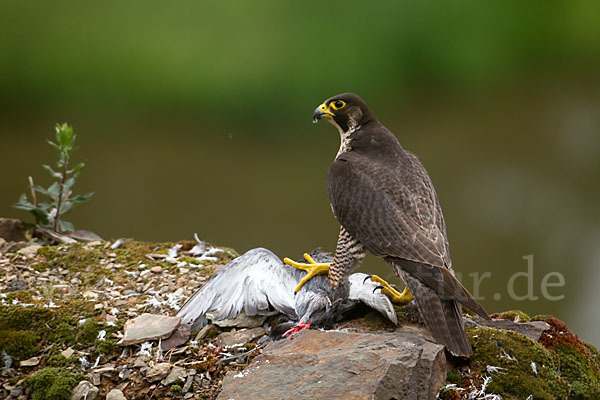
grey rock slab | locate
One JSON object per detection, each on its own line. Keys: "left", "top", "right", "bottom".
{"left": 145, "top": 362, "right": 172, "bottom": 382}
{"left": 106, "top": 388, "right": 127, "bottom": 400}
{"left": 161, "top": 324, "right": 191, "bottom": 351}
{"left": 466, "top": 317, "right": 550, "bottom": 341}
{"left": 71, "top": 380, "right": 99, "bottom": 400}
{"left": 164, "top": 365, "right": 187, "bottom": 386}
{"left": 216, "top": 327, "right": 266, "bottom": 348}
{"left": 217, "top": 328, "right": 446, "bottom": 400}
{"left": 118, "top": 313, "right": 181, "bottom": 345}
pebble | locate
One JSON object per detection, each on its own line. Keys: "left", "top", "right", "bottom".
{"left": 71, "top": 380, "right": 99, "bottom": 400}
{"left": 19, "top": 356, "right": 40, "bottom": 367}
{"left": 164, "top": 365, "right": 187, "bottom": 386}
{"left": 61, "top": 347, "right": 74, "bottom": 359}
{"left": 150, "top": 266, "right": 163, "bottom": 273}
{"left": 106, "top": 388, "right": 127, "bottom": 400}
{"left": 145, "top": 362, "right": 172, "bottom": 382}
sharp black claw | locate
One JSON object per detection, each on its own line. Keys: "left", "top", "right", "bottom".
{"left": 363, "top": 275, "right": 373, "bottom": 284}
{"left": 373, "top": 285, "right": 384, "bottom": 294}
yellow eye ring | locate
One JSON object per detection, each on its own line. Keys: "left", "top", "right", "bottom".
{"left": 330, "top": 100, "right": 346, "bottom": 110}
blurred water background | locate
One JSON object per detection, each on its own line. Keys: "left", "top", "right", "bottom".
{"left": 1, "top": 1, "right": 599, "bottom": 346}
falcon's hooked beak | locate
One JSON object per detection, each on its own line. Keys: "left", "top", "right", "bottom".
{"left": 313, "top": 103, "right": 335, "bottom": 123}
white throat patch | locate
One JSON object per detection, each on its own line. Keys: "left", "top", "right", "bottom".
{"left": 328, "top": 117, "right": 361, "bottom": 159}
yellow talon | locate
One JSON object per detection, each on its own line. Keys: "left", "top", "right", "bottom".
{"left": 371, "top": 275, "right": 414, "bottom": 305}
{"left": 283, "top": 253, "right": 330, "bottom": 293}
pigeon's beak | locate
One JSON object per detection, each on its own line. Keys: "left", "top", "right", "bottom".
{"left": 313, "top": 103, "right": 335, "bottom": 123}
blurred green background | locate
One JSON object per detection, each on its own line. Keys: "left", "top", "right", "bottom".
{"left": 1, "top": 1, "right": 599, "bottom": 346}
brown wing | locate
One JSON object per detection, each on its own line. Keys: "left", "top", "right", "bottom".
{"left": 327, "top": 149, "right": 450, "bottom": 268}
{"left": 328, "top": 149, "right": 489, "bottom": 320}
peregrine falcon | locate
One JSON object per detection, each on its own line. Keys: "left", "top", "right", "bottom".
{"left": 284, "top": 93, "right": 490, "bottom": 357}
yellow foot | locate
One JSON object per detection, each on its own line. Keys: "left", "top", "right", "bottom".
{"left": 370, "top": 275, "right": 414, "bottom": 305}
{"left": 283, "top": 253, "right": 330, "bottom": 293}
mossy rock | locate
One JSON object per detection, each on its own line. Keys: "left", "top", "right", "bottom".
{"left": 468, "top": 326, "right": 569, "bottom": 399}
{"left": 536, "top": 317, "right": 600, "bottom": 399}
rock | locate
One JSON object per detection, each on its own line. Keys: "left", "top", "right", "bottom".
{"left": 182, "top": 374, "right": 194, "bottom": 394}
{"left": 17, "top": 244, "right": 41, "bottom": 258}
{"left": 106, "top": 388, "right": 127, "bottom": 400}
{"left": 71, "top": 380, "right": 99, "bottom": 400}
{"left": 164, "top": 365, "right": 187, "bottom": 386}
{"left": 67, "top": 230, "right": 103, "bottom": 242}
{"left": 19, "top": 356, "right": 40, "bottom": 367}
{"left": 194, "top": 324, "right": 216, "bottom": 341}
{"left": 118, "top": 368, "right": 131, "bottom": 380}
{"left": 0, "top": 218, "right": 26, "bottom": 242}
{"left": 145, "top": 362, "right": 172, "bottom": 382}
{"left": 118, "top": 313, "right": 181, "bottom": 345}
{"left": 212, "top": 312, "right": 267, "bottom": 329}
{"left": 61, "top": 347, "right": 75, "bottom": 359}
{"left": 216, "top": 327, "right": 266, "bottom": 348}
{"left": 9, "top": 386, "right": 23, "bottom": 397}
{"left": 466, "top": 317, "right": 550, "bottom": 342}
{"left": 161, "top": 323, "right": 191, "bottom": 351}
{"left": 132, "top": 355, "right": 149, "bottom": 368}
{"left": 6, "top": 279, "right": 27, "bottom": 292}
{"left": 93, "top": 363, "right": 115, "bottom": 374}
{"left": 150, "top": 266, "right": 163, "bottom": 273}
{"left": 218, "top": 328, "right": 446, "bottom": 400}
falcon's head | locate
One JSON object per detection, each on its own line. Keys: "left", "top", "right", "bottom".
{"left": 312, "top": 93, "right": 375, "bottom": 133}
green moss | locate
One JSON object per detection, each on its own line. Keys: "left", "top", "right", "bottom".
{"left": 446, "top": 370, "right": 461, "bottom": 385}
{"left": 26, "top": 367, "right": 77, "bottom": 400}
{"left": 205, "top": 328, "right": 219, "bottom": 339}
{"left": 535, "top": 317, "right": 600, "bottom": 399}
{"left": 47, "top": 321, "right": 76, "bottom": 345}
{"left": 75, "top": 318, "right": 100, "bottom": 346}
{"left": 468, "top": 326, "right": 569, "bottom": 399}
{"left": 0, "top": 330, "right": 40, "bottom": 359}
{"left": 492, "top": 310, "right": 531, "bottom": 322}
{"left": 0, "top": 305, "right": 53, "bottom": 331}
{"left": 171, "top": 384, "right": 182, "bottom": 393}
{"left": 94, "top": 337, "right": 116, "bottom": 354}
{"left": 37, "top": 244, "right": 101, "bottom": 272}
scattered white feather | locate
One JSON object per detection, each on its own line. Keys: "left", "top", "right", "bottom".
{"left": 79, "top": 356, "right": 89, "bottom": 369}
{"left": 105, "top": 278, "right": 114, "bottom": 286}
{"left": 530, "top": 362, "right": 537, "bottom": 376}
{"left": 138, "top": 342, "right": 153, "bottom": 357}
{"left": 110, "top": 238, "right": 126, "bottom": 249}
{"left": 486, "top": 365, "right": 506, "bottom": 374}
{"left": 156, "top": 339, "right": 163, "bottom": 361}
{"left": 78, "top": 319, "right": 87, "bottom": 325}
{"left": 166, "top": 244, "right": 183, "bottom": 262}
{"left": 97, "top": 330, "right": 106, "bottom": 341}
{"left": 92, "top": 355, "right": 101, "bottom": 368}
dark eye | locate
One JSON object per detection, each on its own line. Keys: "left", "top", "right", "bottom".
{"left": 331, "top": 100, "right": 346, "bottom": 110}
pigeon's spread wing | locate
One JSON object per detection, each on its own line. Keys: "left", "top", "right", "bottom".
{"left": 176, "top": 248, "right": 298, "bottom": 328}
{"left": 348, "top": 273, "right": 397, "bottom": 324}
